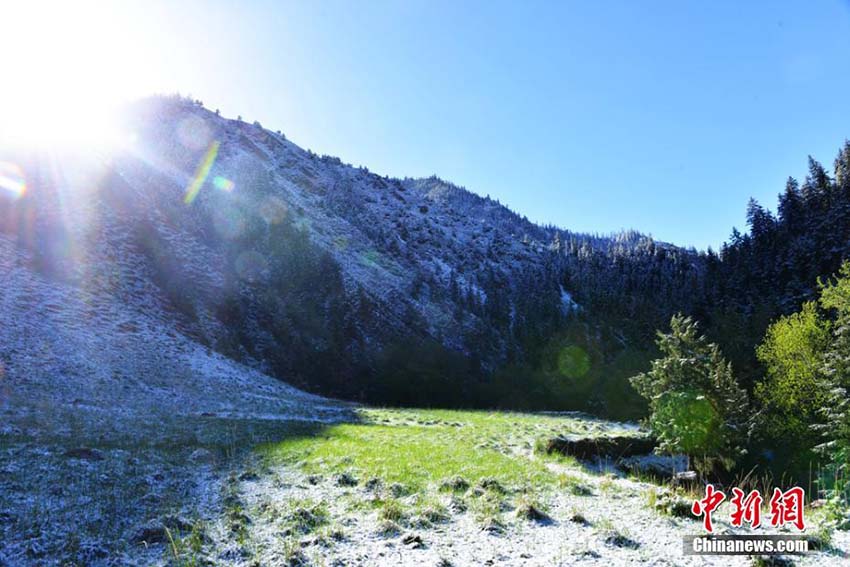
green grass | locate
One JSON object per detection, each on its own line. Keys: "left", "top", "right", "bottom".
{"left": 264, "top": 422, "right": 552, "bottom": 492}
{"left": 255, "top": 406, "right": 645, "bottom": 536}
{"left": 557, "top": 472, "right": 595, "bottom": 496}
{"left": 259, "top": 407, "right": 608, "bottom": 494}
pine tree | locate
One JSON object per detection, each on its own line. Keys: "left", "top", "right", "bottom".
{"left": 746, "top": 198, "right": 775, "bottom": 243}
{"left": 802, "top": 157, "right": 830, "bottom": 207}
{"left": 630, "top": 314, "right": 749, "bottom": 473}
{"left": 834, "top": 141, "right": 850, "bottom": 192}
{"left": 778, "top": 177, "right": 803, "bottom": 231}
{"left": 818, "top": 262, "right": 850, "bottom": 465}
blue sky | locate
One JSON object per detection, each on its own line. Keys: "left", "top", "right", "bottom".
{"left": 55, "top": 1, "right": 850, "bottom": 249}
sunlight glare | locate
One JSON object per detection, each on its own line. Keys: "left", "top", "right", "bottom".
{"left": 0, "top": 1, "right": 153, "bottom": 149}
{"left": 0, "top": 162, "right": 26, "bottom": 199}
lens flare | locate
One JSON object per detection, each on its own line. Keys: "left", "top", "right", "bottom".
{"left": 0, "top": 162, "right": 26, "bottom": 199}
{"left": 213, "top": 176, "right": 235, "bottom": 192}
{"left": 235, "top": 251, "right": 268, "bottom": 282}
{"left": 176, "top": 115, "right": 212, "bottom": 150}
{"left": 557, "top": 345, "right": 590, "bottom": 379}
{"left": 360, "top": 249, "right": 381, "bottom": 268}
{"left": 213, "top": 206, "right": 246, "bottom": 239}
{"left": 651, "top": 390, "right": 721, "bottom": 455}
{"left": 184, "top": 141, "right": 220, "bottom": 204}
{"left": 259, "top": 196, "right": 287, "bottom": 224}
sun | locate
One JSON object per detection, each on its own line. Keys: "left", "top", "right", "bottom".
{"left": 0, "top": 1, "right": 152, "bottom": 149}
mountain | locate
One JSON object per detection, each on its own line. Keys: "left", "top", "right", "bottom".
{"left": 5, "top": 98, "right": 850, "bottom": 564}
{"left": 0, "top": 95, "right": 705, "bottom": 421}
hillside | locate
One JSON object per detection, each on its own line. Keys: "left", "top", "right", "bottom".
{"left": 0, "top": 95, "right": 704, "bottom": 415}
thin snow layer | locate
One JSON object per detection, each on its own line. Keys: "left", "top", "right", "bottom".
{"left": 560, "top": 284, "right": 580, "bottom": 312}
{"left": 125, "top": 99, "right": 587, "bottom": 345}
{"left": 0, "top": 233, "right": 344, "bottom": 427}
{"left": 234, "top": 461, "right": 846, "bottom": 567}
{"left": 1, "top": 97, "right": 590, "bottom": 401}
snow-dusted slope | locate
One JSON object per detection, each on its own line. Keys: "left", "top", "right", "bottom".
{"left": 0, "top": 230, "right": 345, "bottom": 428}
{"left": 0, "top": 95, "right": 700, "bottom": 421}
{"left": 0, "top": 124, "right": 353, "bottom": 426}
{"left": 115, "top": 98, "right": 565, "bottom": 340}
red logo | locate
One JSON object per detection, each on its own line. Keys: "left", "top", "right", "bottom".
{"left": 691, "top": 484, "right": 726, "bottom": 533}
{"left": 769, "top": 487, "right": 806, "bottom": 531}
{"left": 730, "top": 488, "right": 763, "bottom": 528}
{"left": 692, "top": 485, "right": 805, "bottom": 532}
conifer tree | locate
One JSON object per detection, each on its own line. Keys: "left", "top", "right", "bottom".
{"left": 631, "top": 314, "right": 749, "bottom": 473}
{"left": 818, "top": 262, "right": 850, "bottom": 466}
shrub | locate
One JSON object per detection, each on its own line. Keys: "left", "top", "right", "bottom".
{"left": 754, "top": 301, "right": 830, "bottom": 477}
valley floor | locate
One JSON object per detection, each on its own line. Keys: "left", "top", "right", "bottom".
{"left": 1, "top": 404, "right": 848, "bottom": 566}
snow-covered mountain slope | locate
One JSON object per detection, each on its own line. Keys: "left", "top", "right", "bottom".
{"left": 116, "top": 97, "right": 566, "bottom": 343}
{"left": 0, "top": 95, "right": 703, "bottom": 414}
{"left": 0, "top": 137, "right": 347, "bottom": 427}
{"left": 0, "top": 229, "right": 346, "bottom": 430}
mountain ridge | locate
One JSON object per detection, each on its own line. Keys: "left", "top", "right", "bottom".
{"left": 0, "top": 94, "right": 704, "bottom": 416}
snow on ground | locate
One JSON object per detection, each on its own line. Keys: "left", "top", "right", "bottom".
{"left": 226, "top": 449, "right": 849, "bottom": 567}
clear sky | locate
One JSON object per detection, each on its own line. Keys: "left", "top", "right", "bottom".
{"left": 4, "top": 1, "right": 850, "bottom": 250}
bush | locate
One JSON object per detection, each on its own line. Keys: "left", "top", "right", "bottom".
{"left": 754, "top": 301, "right": 830, "bottom": 477}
